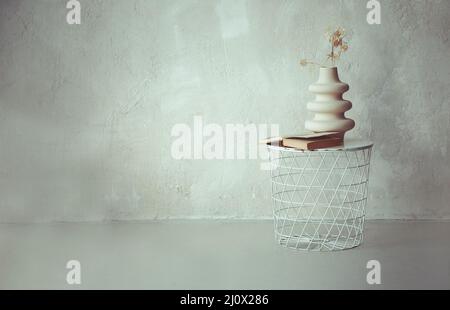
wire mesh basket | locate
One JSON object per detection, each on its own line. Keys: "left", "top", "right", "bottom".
{"left": 267, "top": 139, "right": 373, "bottom": 251}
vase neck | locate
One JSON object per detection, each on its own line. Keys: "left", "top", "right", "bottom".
{"left": 317, "top": 67, "right": 340, "bottom": 83}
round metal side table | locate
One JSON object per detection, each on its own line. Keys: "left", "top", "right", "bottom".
{"left": 266, "top": 139, "right": 373, "bottom": 251}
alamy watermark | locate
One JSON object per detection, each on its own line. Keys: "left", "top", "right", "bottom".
{"left": 171, "top": 116, "right": 279, "bottom": 170}
{"left": 367, "top": 0, "right": 381, "bottom": 25}
{"left": 65, "top": 1, "right": 379, "bottom": 27}
{"left": 66, "top": 260, "right": 81, "bottom": 285}
{"left": 66, "top": 0, "right": 81, "bottom": 25}
{"left": 366, "top": 259, "right": 381, "bottom": 285}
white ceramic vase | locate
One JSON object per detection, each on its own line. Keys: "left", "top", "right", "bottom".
{"left": 305, "top": 67, "right": 355, "bottom": 137}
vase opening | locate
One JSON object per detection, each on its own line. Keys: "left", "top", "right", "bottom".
{"left": 318, "top": 66, "right": 340, "bottom": 83}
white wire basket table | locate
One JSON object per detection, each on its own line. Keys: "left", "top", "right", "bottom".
{"left": 266, "top": 139, "right": 373, "bottom": 251}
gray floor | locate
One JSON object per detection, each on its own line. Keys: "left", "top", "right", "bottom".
{"left": 0, "top": 220, "right": 449, "bottom": 289}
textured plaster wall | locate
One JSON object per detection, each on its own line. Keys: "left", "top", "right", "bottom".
{"left": 0, "top": 0, "right": 449, "bottom": 222}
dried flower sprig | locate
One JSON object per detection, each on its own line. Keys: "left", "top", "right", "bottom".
{"left": 300, "top": 26, "right": 349, "bottom": 68}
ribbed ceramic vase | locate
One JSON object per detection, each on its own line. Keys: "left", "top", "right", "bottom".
{"left": 305, "top": 67, "right": 355, "bottom": 137}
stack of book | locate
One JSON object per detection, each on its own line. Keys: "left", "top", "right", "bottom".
{"left": 262, "top": 132, "right": 343, "bottom": 150}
